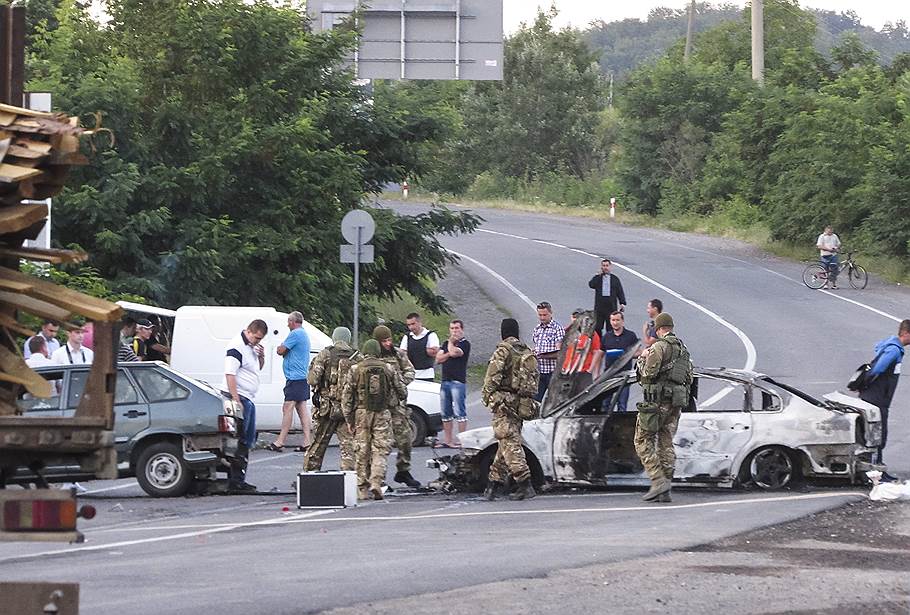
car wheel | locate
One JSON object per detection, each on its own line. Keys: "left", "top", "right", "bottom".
{"left": 745, "top": 447, "right": 798, "bottom": 490}
{"left": 408, "top": 409, "right": 428, "bottom": 447}
{"left": 135, "top": 441, "right": 192, "bottom": 498}
{"left": 474, "top": 445, "right": 545, "bottom": 491}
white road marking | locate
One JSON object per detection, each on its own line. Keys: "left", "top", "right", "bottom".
{"left": 814, "top": 289, "right": 902, "bottom": 322}
{"left": 447, "top": 248, "right": 537, "bottom": 311}
{"left": 0, "top": 509, "right": 336, "bottom": 563}
{"left": 474, "top": 228, "right": 757, "bottom": 406}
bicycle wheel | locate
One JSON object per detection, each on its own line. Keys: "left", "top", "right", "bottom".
{"left": 802, "top": 264, "right": 827, "bottom": 289}
{"left": 849, "top": 264, "right": 868, "bottom": 289}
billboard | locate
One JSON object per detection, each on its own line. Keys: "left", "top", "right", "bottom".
{"left": 308, "top": 0, "right": 503, "bottom": 81}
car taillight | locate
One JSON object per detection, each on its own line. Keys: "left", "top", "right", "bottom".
{"left": 3, "top": 499, "right": 77, "bottom": 532}
{"left": 218, "top": 415, "right": 237, "bottom": 433}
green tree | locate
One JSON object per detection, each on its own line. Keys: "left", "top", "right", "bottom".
{"left": 28, "top": 0, "right": 478, "bottom": 326}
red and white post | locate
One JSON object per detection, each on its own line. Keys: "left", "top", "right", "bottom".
{"left": 402, "top": 180, "right": 409, "bottom": 199}
{"left": 610, "top": 197, "right": 616, "bottom": 218}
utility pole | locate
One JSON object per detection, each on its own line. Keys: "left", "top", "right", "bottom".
{"left": 607, "top": 72, "right": 613, "bottom": 108}
{"left": 751, "top": 0, "right": 764, "bottom": 84}
{"left": 684, "top": 0, "right": 695, "bottom": 63}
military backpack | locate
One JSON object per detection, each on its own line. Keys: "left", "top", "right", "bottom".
{"left": 326, "top": 345, "right": 358, "bottom": 400}
{"left": 356, "top": 358, "right": 390, "bottom": 412}
{"left": 508, "top": 342, "right": 540, "bottom": 421}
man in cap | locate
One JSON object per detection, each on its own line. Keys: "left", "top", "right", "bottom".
{"left": 304, "top": 327, "right": 359, "bottom": 472}
{"left": 131, "top": 319, "right": 155, "bottom": 360}
{"left": 634, "top": 312, "right": 692, "bottom": 503}
{"left": 373, "top": 325, "right": 421, "bottom": 488}
{"left": 342, "top": 339, "right": 406, "bottom": 500}
{"left": 481, "top": 318, "right": 539, "bottom": 501}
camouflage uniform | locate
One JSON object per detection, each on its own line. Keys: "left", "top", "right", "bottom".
{"left": 481, "top": 337, "right": 538, "bottom": 485}
{"left": 634, "top": 331, "right": 691, "bottom": 483}
{"left": 303, "top": 341, "right": 359, "bottom": 472}
{"left": 342, "top": 343, "right": 408, "bottom": 499}
{"left": 379, "top": 346, "right": 415, "bottom": 472}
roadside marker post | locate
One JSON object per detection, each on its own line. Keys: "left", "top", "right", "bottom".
{"left": 610, "top": 197, "right": 616, "bottom": 218}
{"left": 402, "top": 180, "right": 409, "bottom": 199}
{"left": 340, "top": 210, "right": 376, "bottom": 343}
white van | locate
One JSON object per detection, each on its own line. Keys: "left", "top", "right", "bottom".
{"left": 116, "top": 302, "right": 442, "bottom": 445}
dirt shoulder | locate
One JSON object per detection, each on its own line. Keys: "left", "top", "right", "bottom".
{"left": 323, "top": 499, "right": 910, "bottom": 615}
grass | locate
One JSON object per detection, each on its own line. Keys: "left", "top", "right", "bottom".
{"left": 397, "top": 189, "right": 910, "bottom": 286}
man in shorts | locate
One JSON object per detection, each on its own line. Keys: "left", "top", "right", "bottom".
{"left": 271, "top": 311, "right": 312, "bottom": 452}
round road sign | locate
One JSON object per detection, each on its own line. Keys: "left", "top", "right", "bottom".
{"left": 341, "top": 209, "right": 376, "bottom": 244}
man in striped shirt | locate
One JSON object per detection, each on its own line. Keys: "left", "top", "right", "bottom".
{"left": 532, "top": 301, "right": 565, "bottom": 402}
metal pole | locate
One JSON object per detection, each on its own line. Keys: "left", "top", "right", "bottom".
{"left": 684, "top": 0, "right": 695, "bottom": 63}
{"left": 751, "top": 0, "right": 764, "bottom": 84}
{"left": 454, "top": 0, "right": 461, "bottom": 79}
{"left": 353, "top": 226, "right": 361, "bottom": 344}
{"left": 400, "top": 0, "right": 406, "bottom": 80}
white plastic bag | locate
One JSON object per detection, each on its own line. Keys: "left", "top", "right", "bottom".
{"left": 867, "top": 471, "right": 910, "bottom": 501}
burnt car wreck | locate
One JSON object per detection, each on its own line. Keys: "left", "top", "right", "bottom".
{"left": 431, "top": 318, "right": 883, "bottom": 493}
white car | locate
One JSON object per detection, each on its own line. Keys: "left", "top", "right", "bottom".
{"left": 117, "top": 302, "right": 443, "bottom": 445}
{"left": 433, "top": 346, "right": 882, "bottom": 491}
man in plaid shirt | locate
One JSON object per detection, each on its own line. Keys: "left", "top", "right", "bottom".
{"left": 532, "top": 301, "right": 565, "bottom": 402}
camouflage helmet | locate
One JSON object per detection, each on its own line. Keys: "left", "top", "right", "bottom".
{"left": 372, "top": 325, "right": 392, "bottom": 342}
{"left": 362, "top": 339, "right": 381, "bottom": 357}
{"left": 655, "top": 312, "right": 674, "bottom": 329}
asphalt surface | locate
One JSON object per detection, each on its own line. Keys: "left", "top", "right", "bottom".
{"left": 2, "top": 202, "right": 908, "bottom": 613}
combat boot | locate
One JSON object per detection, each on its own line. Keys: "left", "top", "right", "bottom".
{"left": 483, "top": 481, "right": 502, "bottom": 501}
{"left": 509, "top": 479, "right": 536, "bottom": 501}
{"left": 370, "top": 485, "right": 384, "bottom": 500}
{"left": 642, "top": 477, "right": 670, "bottom": 502}
{"left": 394, "top": 471, "right": 422, "bottom": 488}
{"left": 656, "top": 491, "right": 672, "bottom": 503}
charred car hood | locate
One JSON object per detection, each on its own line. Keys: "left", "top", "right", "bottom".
{"left": 540, "top": 343, "right": 641, "bottom": 418}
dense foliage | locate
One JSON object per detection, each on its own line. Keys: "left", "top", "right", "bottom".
{"left": 25, "top": 0, "right": 479, "bottom": 325}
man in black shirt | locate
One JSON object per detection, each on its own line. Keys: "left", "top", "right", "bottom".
{"left": 435, "top": 319, "right": 471, "bottom": 447}
{"left": 588, "top": 259, "right": 626, "bottom": 337}
{"left": 602, "top": 311, "right": 640, "bottom": 412}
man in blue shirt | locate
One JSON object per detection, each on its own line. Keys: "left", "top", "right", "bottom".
{"left": 270, "top": 310, "right": 312, "bottom": 452}
{"left": 860, "top": 319, "right": 909, "bottom": 474}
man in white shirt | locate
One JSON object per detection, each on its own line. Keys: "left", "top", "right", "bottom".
{"left": 816, "top": 225, "right": 842, "bottom": 290}
{"left": 25, "top": 336, "right": 54, "bottom": 368}
{"left": 399, "top": 312, "right": 439, "bottom": 381}
{"left": 221, "top": 319, "right": 267, "bottom": 493}
{"left": 51, "top": 324, "right": 94, "bottom": 365}
{"left": 23, "top": 320, "right": 60, "bottom": 359}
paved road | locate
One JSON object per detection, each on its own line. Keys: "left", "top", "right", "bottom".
{"left": 2, "top": 203, "right": 906, "bottom": 613}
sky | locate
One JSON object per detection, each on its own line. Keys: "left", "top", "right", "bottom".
{"left": 504, "top": 1, "right": 908, "bottom": 33}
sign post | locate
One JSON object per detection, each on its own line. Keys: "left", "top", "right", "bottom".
{"left": 340, "top": 210, "right": 376, "bottom": 344}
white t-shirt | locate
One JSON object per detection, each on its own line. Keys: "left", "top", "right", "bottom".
{"left": 399, "top": 328, "right": 440, "bottom": 380}
{"left": 817, "top": 233, "right": 841, "bottom": 256}
{"left": 221, "top": 331, "right": 261, "bottom": 400}
{"left": 51, "top": 343, "right": 94, "bottom": 365}
{"left": 26, "top": 354, "right": 54, "bottom": 368}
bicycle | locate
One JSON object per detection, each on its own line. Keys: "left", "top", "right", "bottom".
{"left": 802, "top": 250, "right": 868, "bottom": 290}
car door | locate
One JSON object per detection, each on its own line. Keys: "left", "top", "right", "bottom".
{"left": 551, "top": 384, "right": 623, "bottom": 484}
{"left": 62, "top": 368, "right": 150, "bottom": 459}
{"left": 17, "top": 368, "right": 65, "bottom": 418}
{"left": 675, "top": 376, "right": 753, "bottom": 479}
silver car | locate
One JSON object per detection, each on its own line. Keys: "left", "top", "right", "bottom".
{"left": 16, "top": 362, "right": 240, "bottom": 497}
{"left": 433, "top": 347, "right": 882, "bottom": 491}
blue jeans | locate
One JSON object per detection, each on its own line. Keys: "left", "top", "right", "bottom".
{"left": 617, "top": 384, "right": 631, "bottom": 412}
{"left": 535, "top": 372, "right": 552, "bottom": 402}
{"left": 239, "top": 396, "right": 257, "bottom": 448}
{"left": 821, "top": 254, "right": 839, "bottom": 284}
{"left": 440, "top": 380, "right": 467, "bottom": 421}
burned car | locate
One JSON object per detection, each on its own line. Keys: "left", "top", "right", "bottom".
{"left": 433, "top": 320, "right": 882, "bottom": 492}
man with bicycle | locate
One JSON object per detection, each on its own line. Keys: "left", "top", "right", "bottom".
{"left": 816, "top": 225, "right": 842, "bottom": 289}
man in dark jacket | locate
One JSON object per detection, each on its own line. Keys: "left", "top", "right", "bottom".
{"left": 588, "top": 258, "right": 626, "bottom": 336}
{"left": 860, "top": 319, "right": 909, "bottom": 474}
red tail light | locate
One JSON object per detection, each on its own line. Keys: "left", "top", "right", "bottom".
{"left": 218, "top": 415, "right": 237, "bottom": 433}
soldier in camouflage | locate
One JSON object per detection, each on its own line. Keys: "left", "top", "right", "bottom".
{"left": 303, "top": 327, "right": 359, "bottom": 472}
{"left": 372, "top": 325, "right": 421, "bottom": 488}
{"left": 342, "top": 339, "right": 406, "bottom": 500}
{"left": 634, "top": 312, "right": 692, "bottom": 503}
{"left": 481, "top": 318, "right": 539, "bottom": 501}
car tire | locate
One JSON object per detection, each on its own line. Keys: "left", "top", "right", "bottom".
{"left": 135, "top": 441, "right": 192, "bottom": 498}
{"left": 743, "top": 446, "right": 800, "bottom": 490}
{"left": 408, "top": 409, "right": 429, "bottom": 447}
{"left": 474, "top": 444, "right": 545, "bottom": 491}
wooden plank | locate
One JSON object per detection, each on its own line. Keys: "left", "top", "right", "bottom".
{"left": 0, "top": 102, "right": 55, "bottom": 118}
{"left": 0, "top": 312, "right": 36, "bottom": 337}
{"left": 0, "top": 344, "right": 52, "bottom": 397}
{"left": 0, "top": 277, "right": 32, "bottom": 292}
{"left": 7, "top": 144, "right": 45, "bottom": 159}
{"left": 0, "top": 246, "right": 87, "bottom": 264}
{"left": 0, "top": 111, "right": 15, "bottom": 126}
{"left": 13, "top": 138, "right": 51, "bottom": 154}
{"left": 0, "top": 203, "right": 47, "bottom": 233}
{"left": 0, "top": 162, "right": 41, "bottom": 182}
{"left": 0, "top": 267, "right": 123, "bottom": 322}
